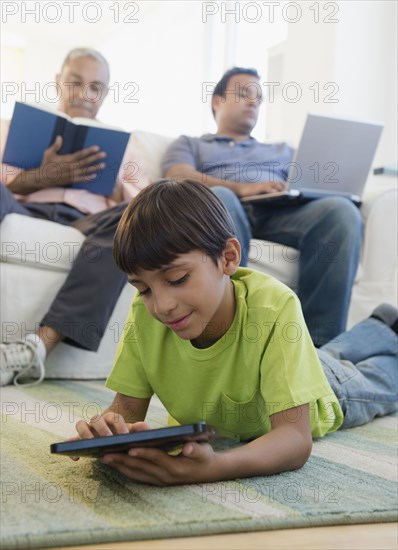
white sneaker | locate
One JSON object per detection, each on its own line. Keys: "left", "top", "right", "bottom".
{"left": 0, "top": 340, "right": 45, "bottom": 387}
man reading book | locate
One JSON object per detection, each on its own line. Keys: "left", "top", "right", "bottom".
{"left": 0, "top": 48, "right": 149, "bottom": 386}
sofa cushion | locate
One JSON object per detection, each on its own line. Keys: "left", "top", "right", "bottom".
{"left": 131, "top": 131, "right": 175, "bottom": 181}
{"left": 248, "top": 239, "right": 299, "bottom": 290}
{"left": 0, "top": 213, "right": 85, "bottom": 272}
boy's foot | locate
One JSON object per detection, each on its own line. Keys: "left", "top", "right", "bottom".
{"left": 0, "top": 341, "right": 45, "bottom": 387}
{"left": 370, "top": 303, "right": 398, "bottom": 335}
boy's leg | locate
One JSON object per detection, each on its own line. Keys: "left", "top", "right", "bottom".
{"left": 321, "top": 305, "right": 398, "bottom": 363}
{"left": 318, "top": 314, "right": 398, "bottom": 429}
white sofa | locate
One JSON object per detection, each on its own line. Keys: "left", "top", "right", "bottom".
{"left": 1, "top": 130, "right": 397, "bottom": 379}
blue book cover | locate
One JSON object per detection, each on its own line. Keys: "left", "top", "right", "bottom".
{"left": 3, "top": 102, "right": 130, "bottom": 196}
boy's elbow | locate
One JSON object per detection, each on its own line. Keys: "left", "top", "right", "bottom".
{"left": 292, "top": 435, "right": 313, "bottom": 470}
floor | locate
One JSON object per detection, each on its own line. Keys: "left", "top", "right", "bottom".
{"left": 55, "top": 522, "right": 397, "bottom": 550}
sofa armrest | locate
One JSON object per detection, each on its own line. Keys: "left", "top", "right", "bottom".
{"left": 347, "top": 175, "right": 398, "bottom": 327}
{"left": 359, "top": 188, "right": 398, "bottom": 283}
{"left": 0, "top": 213, "right": 84, "bottom": 272}
{"left": 359, "top": 174, "right": 398, "bottom": 284}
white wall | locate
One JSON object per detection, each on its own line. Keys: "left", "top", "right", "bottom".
{"left": 0, "top": 1, "right": 118, "bottom": 119}
{"left": 99, "top": 1, "right": 287, "bottom": 138}
{"left": 333, "top": 1, "right": 397, "bottom": 165}
{"left": 267, "top": 0, "right": 397, "bottom": 166}
{"left": 267, "top": 2, "right": 338, "bottom": 145}
{"left": 1, "top": 1, "right": 286, "bottom": 139}
{"left": 1, "top": 0, "right": 396, "bottom": 166}
{"left": 99, "top": 1, "right": 213, "bottom": 137}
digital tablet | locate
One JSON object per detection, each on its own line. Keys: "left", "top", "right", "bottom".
{"left": 50, "top": 422, "right": 216, "bottom": 458}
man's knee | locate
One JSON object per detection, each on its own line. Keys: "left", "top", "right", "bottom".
{"left": 210, "top": 185, "right": 251, "bottom": 231}
{"left": 74, "top": 202, "right": 127, "bottom": 234}
{"left": 1, "top": 183, "right": 10, "bottom": 200}
{"left": 211, "top": 186, "right": 241, "bottom": 209}
{"left": 0, "top": 183, "right": 29, "bottom": 220}
{"left": 331, "top": 198, "right": 362, "bottom": 245}
{"left": 310, "top": 196, "right": 363, "bottom": 234}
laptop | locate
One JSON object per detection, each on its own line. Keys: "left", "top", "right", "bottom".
{"left": 241, "top": 113, "right": 384, "bottom": 207}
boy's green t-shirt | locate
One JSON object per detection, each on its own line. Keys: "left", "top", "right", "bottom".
{"left": 106, "top": 268, "right": 343, "bottom": 439}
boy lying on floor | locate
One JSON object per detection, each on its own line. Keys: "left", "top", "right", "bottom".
{"left": 74, "top": 179, "right": 398, "bottom": 486}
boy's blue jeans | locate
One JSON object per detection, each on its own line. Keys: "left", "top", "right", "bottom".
{"left": 318, "top": 317, "right": 398, "bottom": 429}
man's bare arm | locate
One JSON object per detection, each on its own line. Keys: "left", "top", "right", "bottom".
{"left": 165, "top": 163, "right": 286, "bottom": 198}
{"left": 7, "top": 136, "right": 106, "bottom": 195}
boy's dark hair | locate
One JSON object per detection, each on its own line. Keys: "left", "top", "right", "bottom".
{"left": 212, "top": 66, "right": 260, "bottom": 118}
{"left": 113, "top": 179, "right": 237, "bottom": 273}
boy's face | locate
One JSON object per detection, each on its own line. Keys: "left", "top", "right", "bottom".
{"left": 128, "top": 244, "right": 239, "bottom": 348}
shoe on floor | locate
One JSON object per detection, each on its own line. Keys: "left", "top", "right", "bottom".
{"left": 0, "top": 340, "right": 45, "bottom": 387}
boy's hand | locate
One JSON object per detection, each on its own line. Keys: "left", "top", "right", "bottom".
{"left": 100, "top": 441, "right": 219, "bottom": 486}
{"left": 76, "top": 412, "right": 149, "bottom": 439}
{"left": 71, "top": 415, "right": 150, "bottom": 461}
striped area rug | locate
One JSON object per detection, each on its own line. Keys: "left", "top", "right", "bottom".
{"left": 1, "top": 380, "right": 397, "bottom": 549}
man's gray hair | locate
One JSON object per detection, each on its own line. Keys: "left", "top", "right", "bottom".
{"left": 61, "top": 48, "right": 110, "bottom": 82}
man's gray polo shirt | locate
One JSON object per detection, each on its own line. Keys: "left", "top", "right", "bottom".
{"left": 161, "top": 134, "right": 295, "bottom": 184}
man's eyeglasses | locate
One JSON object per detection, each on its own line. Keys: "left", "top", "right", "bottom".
{"left": 222, "top": 85, "right": 264, "bottom": 105}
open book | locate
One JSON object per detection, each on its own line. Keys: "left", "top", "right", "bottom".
{"left": 2, "top": 102, "right": 130, "bottom": 196}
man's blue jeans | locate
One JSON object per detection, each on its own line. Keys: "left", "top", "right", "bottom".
{"left": 211, "top": 187, "right": 363, "bottom": 346}
{"left": 318, "top": 318, "right": 398, "bottom": 429}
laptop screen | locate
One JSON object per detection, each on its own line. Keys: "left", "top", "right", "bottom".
{"left": 287, "top": 113, "right": 383, "bottom": 198}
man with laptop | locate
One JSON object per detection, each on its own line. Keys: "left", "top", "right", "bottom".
{"left": 162, "top": 67, "right": 380, "bottom": 346}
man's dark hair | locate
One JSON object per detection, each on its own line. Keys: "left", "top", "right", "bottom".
{"left": 113, "top": 179, "right": 237, "bottom": 274}
{"left": 211, "top": 66, "right": 260, "bottom": 118}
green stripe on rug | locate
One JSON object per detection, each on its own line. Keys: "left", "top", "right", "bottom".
{"left": 4, "top": 380, "right": 167, "bottom": 429}
{"left": 11, "top": 380, "right": 114, "bottom": 418}
{"left": 319, "top": 426, "right": 397, "bottom": 456}
{"left": 1, "top": 381, "right": 397, "bottom": 549}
